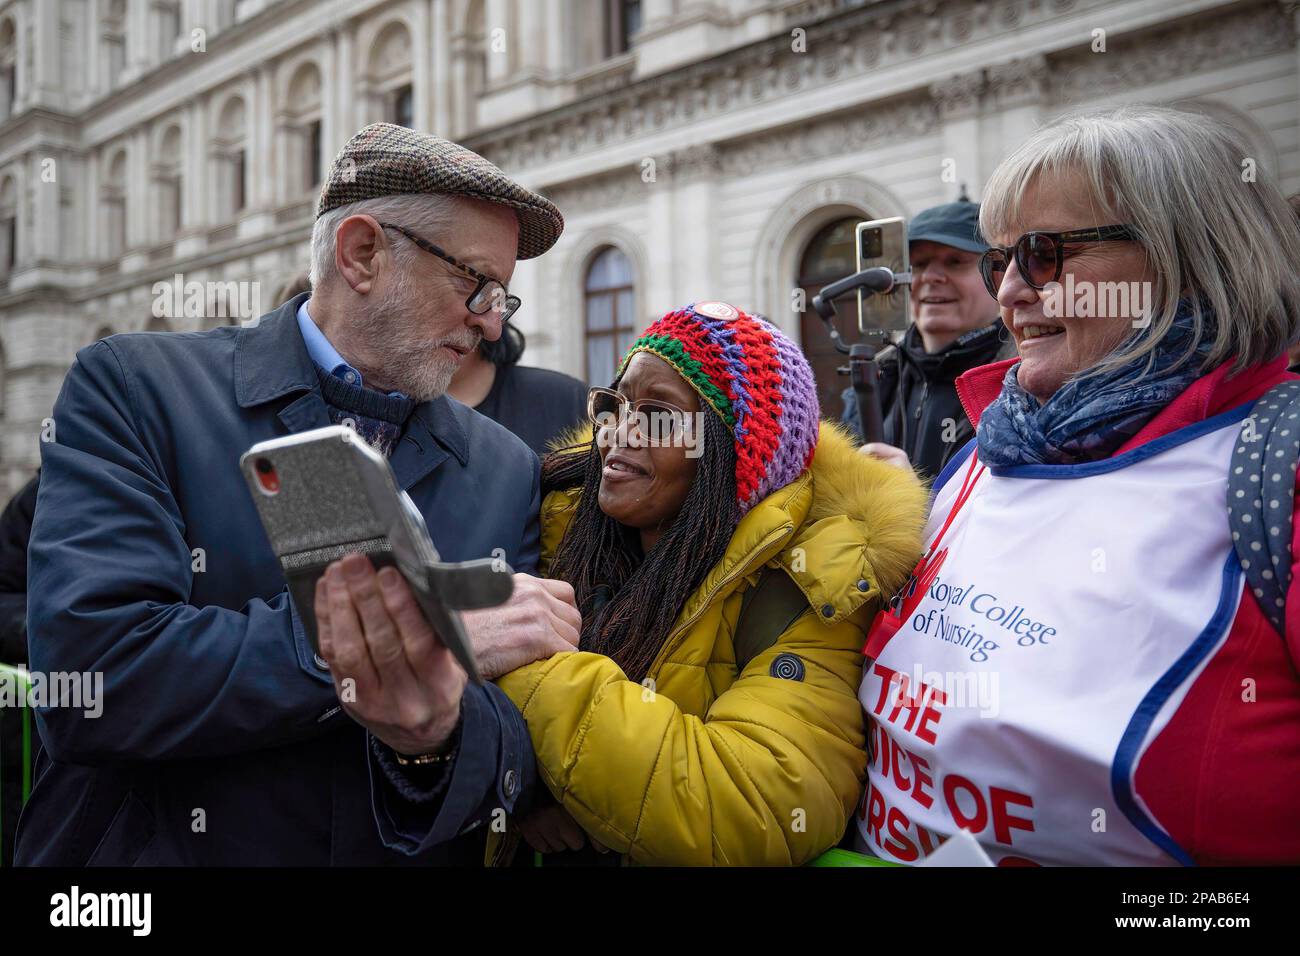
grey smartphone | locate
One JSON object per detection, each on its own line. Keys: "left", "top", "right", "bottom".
{"left": 240, "top": 425, "right": 514, "bottom": 684}
{"left": 856, "top": 216, "right": 911, "bottom": 335}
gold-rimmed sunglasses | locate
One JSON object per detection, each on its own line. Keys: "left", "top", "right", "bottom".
{"left": 587, "top": 386, "right": 693, "bottom": 444}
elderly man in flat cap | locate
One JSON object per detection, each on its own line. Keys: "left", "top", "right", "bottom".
{"left": 18, "top": 124, "right": 577, "bottom": 866}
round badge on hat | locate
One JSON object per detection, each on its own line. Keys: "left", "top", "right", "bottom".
{"left": 693, "top": 301, "right": 740, "bottom": 321}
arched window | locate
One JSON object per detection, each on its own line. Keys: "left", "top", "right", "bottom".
{"left": 156, "top": 1, "right": 182, "bottom": 61}
{"left": 797, "top": 217, "right": 862, "bottom": 416}
{"left": 605, "top": 0, "right": 641, "bottom": 57}
{"left": 456, "top": 0, "right": 488, "bottom": 133}
{"left": 365, "top": 21, "right": 414, "bottom": 127}
{"left": 0, "top": 176, "right": 16, "bottom": 278}
{"left": 583, "top": 246, "right": 636, "bottom": 386}
{"left": 284, "top": 62, "right": 324, "bottom": 194}
{"left": 103, "top": 0, "right": 127, "bottom": 91}
{"left": 154, "top": 125, "right": 183, "bottom": 238}
{"left": 0, "top": 17, "right": 17, "bottom": 121}
{"left": 214, "top": 96, "right": 248, "bottom": 219}
{"left": 102, "top": 150, "right": 128, "bottom": 256}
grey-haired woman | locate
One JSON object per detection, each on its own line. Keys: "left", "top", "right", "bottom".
{"left": 857, "top": 104, "right": 1300, "bottom": 866}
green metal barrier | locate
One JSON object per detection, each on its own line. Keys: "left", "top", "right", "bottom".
{"left": 0, "top": 662, "right": 33, "bottom": 867}
{"left": 808, "top": 846, "right": 900, "bottom": 867}
{"left": 532, "top": 845, "right": 899, "bottom": 867}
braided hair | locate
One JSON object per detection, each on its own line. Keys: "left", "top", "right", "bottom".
{"left": 541, "top": 408, "right": 741, "bottom": 685}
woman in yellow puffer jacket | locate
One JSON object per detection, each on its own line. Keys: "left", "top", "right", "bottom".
{"left": 493, "top": 302, "right": 928, "bottom": 866}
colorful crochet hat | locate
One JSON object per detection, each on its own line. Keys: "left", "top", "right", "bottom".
{"left": 616, "top": 301, "right": 820, "bottom": 515}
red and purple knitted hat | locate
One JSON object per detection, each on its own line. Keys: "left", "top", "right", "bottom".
{"left": 616, "top": 301, "right": 820, "bottom": 515}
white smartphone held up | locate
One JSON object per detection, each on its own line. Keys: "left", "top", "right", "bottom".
{"left": 856, "top": 216, "right": 911, "bottom": 336}
{"left": 240, "top": 425, "right": 514, "bottom": 684}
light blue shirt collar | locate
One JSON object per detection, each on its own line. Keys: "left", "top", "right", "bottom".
{"left": 296, "top": 298, "right": 365, "bottom": 387}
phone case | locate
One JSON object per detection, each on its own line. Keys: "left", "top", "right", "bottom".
{"left": 240, "top": 425, "right": 514, "bottom": 684}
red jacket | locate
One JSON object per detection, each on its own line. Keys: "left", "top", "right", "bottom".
{"left": 955, "top": 355, "right": 1300, "bottom": 865}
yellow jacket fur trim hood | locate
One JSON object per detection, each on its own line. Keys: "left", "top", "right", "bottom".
{"left": 492, "top": 422, "right": 928, "bottom": 865}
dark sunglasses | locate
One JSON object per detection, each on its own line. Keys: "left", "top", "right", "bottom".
{"left": 978, "top": 224, "right": 1140, "bottom": 299}
{"left": 379, "top": 222, "right": 521, "bottom": 323}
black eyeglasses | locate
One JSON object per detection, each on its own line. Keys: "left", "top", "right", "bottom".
{"left": 379, "top": 222, "right": 521, "bottom": 323}
{"left": 978, "top": 224, "right": 1140, "bottom": 299}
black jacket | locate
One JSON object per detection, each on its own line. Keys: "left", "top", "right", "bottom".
{"left": 1, "top": 471, "right": 37, "bottom": 867}
{"left": 16, "top": 296, "right": 539, "bottom": 865}
{"left": 475, "top": 364, "right": 588, "bottom": 456}
{"left": 0, "top": 472, "right": 36, "bottom": 665}
{"left": 841, "top": 322, "right": 1011, "bottom": 479}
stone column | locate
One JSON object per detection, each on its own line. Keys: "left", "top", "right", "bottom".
{"left": 515, "top": 0, "right": 542, "bottom": 73}
{"left": 123, "top": 0, "right": 152, "bottom": 84}
{"left": 334, "top": 25, "right": 355, "bottom": 144}
{"left": 182, "top": 0, "right": 205, "bottom": 48}
{"left": 987, "top": 54, "right": 1048, "bottom": 168}
{"left": 928, "top": 68, "right": 985, "bottom": 204}
{"left": 644, "top": 151, "right": 676, "bottom": 310}
{"left": 412, "top": 0, "right": 431, "bottom": 131}
{"left": 484, "top": 0, "right": 511, "bottom": 85}
{"left": 177, "top": 96, "right": 208, "bottom": 255}
{"left": 430, "top": 0, "right": 452, "bottom": 136}
{"left": 11, "top": 150, "right": 29, "bottom": 269}
{"left": 449, "top": 32, "right": 474, "bottom": 136}
{"left": 31, "top": 149, "right": 60, "bottom": 264}
{"left": 253, "top": 66, "right": 275, "bottom": 209}
{"left": 86, "top": 0, "right": 102, "bottom": 99}
{"left": 543, "top": 0, "right": 565, "bottom": 76}
{"left": 667, "top": 144, "right": 719, "bottom": 307}
{"left": 130, "top": 127, "right": 151, "bottom": 248}
{"left": 30, "top": 0, "right": 62, "bottom": 108}
{"left": 85, "top": 149, "right": 102, "bottom": 261}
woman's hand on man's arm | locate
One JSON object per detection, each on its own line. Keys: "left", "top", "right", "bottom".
{"left": 462, "top": 574, "right": 582, "bottom": 680}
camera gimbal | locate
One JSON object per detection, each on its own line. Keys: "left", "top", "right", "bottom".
{"left": 811, "top": 266, "right": 911, "bottom": 446}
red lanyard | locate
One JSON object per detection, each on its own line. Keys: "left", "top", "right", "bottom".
{"left": 923, "top": 452, "right": 987, "bottom": 566}
{"left": 864, "top": 453, "right": 986, "bottom": 659}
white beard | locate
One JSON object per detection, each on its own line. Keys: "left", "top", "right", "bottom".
{"left": 349, "top": 282, "right": 473, "bottom": 402}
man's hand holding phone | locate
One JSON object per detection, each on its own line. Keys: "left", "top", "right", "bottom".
{"left": 316, "top": 553, "right": 464, "bottom": 757}
{"left": 315, "top": 556, "right": 582, "bottom": 757}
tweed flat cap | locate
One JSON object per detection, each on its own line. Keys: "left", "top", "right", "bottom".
{"left": 316, "top": 123, "right": 564, "bottom": 260}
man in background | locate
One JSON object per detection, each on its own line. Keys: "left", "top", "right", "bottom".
{"left": 843, "top": 197, "right": 1013, "bottom": 478}
{"left": 448, "top": 324, "right": 586, "bottom": 456}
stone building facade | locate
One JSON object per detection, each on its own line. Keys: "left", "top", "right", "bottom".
{"left": 0, "top": 0, "right": 1296, "bottom": 493}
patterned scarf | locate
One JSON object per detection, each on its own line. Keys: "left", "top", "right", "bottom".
{"left": 976, "top": 303, "right": 1214, "bottom": 467}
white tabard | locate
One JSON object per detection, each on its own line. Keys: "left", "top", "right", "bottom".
{"left": 855, "top": 405, "right": 1251, "bottom": 866}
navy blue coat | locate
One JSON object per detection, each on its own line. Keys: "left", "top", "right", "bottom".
{"left": 16, "top": 294, "right": 540, "bottom": 865}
